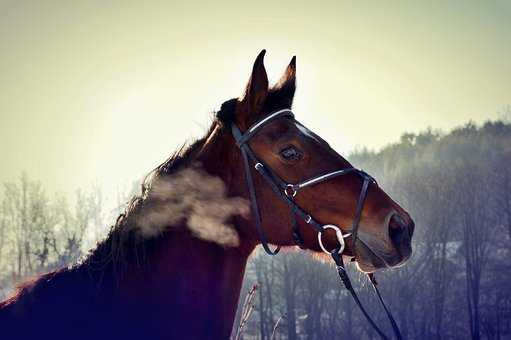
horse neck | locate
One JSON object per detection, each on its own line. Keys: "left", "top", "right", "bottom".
{"left": 115, "top": 131, "right": 256, "bottom": 337}
{"left": 116, "top": 228, "right": 253, "bottom": 337}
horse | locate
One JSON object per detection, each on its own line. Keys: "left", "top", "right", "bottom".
{"left": 0, "top": 50, "right": 414, "bottom": 339}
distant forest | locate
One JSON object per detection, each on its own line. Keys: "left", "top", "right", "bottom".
{"left": 1, "top": 120, "right": 510, "bottom": 339}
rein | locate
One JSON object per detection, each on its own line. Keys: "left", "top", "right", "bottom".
{"left": 231, "top": 109, "right": 403, "bottom": 340}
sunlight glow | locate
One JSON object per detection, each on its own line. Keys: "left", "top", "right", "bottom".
{"left": 1, "top": 0, "right": 509, "bottom": 203}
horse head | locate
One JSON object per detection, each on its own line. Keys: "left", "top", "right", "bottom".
{"left": 215, "top": 50, "right": 414, "bottom": 272}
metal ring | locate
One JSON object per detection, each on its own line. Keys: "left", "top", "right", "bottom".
{"left": 318, "top": 225, "right": 347, "bottom": 255}
{"left": 254, "top": 163, "right": 263, "bottom": 170}
{"left": 305, "top": 215, "right": 312, "bottom": 224}
{"left": 284, "top": 184, "right": 297, "bottom": 198}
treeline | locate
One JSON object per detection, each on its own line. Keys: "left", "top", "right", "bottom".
{"left": 235, "top": 120, "right": 511, "bottom": 340}
{"left": 0, "top": 176, "right": 95, "bottom": 296}
{"left": 0, "top": 176, "right": 137, "bottom": 298}
{"left": 1, "top": 120, "right": 510, "bottom": 339}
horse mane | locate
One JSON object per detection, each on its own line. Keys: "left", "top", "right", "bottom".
{"left": 90, "top": 90, "right": 289, "bottom": 276}
{"left": 1, "top": 116, "right": 228, "bottom": 309}
{"left": 81, "top": 118, "right": 225, "bottom": 283}
{"left": 1, "top": 91, "right": 286, "bottom": 306}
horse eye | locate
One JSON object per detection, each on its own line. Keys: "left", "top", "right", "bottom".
{"left": 279, "top": 146, "right": 303, "bottom": 161}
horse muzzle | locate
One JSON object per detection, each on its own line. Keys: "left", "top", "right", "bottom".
{"left": 355, "top": 213, "right": 414, "bottom": 272}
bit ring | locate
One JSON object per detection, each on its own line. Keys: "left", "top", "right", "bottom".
{"left": 318, "top": 224, "right": 350, "bottom": 255}
{"left": 284, "top": 184, "right": 297, "bottom": 198}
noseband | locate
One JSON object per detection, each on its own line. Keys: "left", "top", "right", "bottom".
{"left": 231, "top": 109, "right": 403, "bottom": 340}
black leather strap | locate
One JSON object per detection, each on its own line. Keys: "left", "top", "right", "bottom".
{"left": 235, "top": 109, "right": 294, "bottom": 147}
{"left": 330, "top": 172, "right": 403, "bottom": 340}
{"left": 350, "top": 175, "right": 373, "bottom": 251}
{"left": 230, "top": 108, "right": 403, "bottom": 340}
{"left": 240, "top": 143, "right": 280, "bottom": 255}
{"left": 251, "top": 160, "right": 324, "bottom": 233}
{"left": 288, "top": 198, "right": 305, "bottom": 249}
{"left": 370, "top": 274, "right": 404, "bottom": 340}
{"left": 331, "top": 251, "right": 403, "bottom": 340}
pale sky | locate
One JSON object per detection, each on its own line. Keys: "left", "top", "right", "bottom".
{"left": 1, "top": 0, "right": 510, "bottom": 199}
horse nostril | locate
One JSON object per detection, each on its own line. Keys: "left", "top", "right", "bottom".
{"left": 387, "top": 214, "right": 414, "bottom": 263}
{"left": 388, "top": 214, "right": 408, "bottom": 248}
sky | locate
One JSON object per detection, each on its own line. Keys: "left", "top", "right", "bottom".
{"left": 1, "top": 0, "right": 510, "bottom": 199}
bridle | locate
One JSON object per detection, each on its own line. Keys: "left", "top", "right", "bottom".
{"left": 231, "top": 108, "right": 403, "bottom": 340}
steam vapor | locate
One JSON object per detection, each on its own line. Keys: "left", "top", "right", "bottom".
{"left": 131, "top": 166, "right": 248, "bottom": 247}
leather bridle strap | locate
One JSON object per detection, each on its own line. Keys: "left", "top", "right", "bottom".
{"left": 230, "top": 108, "right": 403, "bottom": 340}
{"left": 231, "top": 109, "right": 324, "bottom": 254}
{"left": 234, "top": 109, "right": 294, "bottom": 147}
{"left": 331, "top": 251, "right": 403, "bottom": 340}
{"left": 327, "top": 172, "right": 403, "bottom": 340}
{"left": 350, "top": 173, "right": 372, "bottom": 248}
{"left": 233, "top": 124, "right": 326, "bottom": 233}
{"left": 238, "top": 139, "right": 280, "bottom": 254}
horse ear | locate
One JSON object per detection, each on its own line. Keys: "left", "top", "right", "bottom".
{"left": 238, "top": 50, "right": 269, "bottom": 125}
{"left": 273, "top": 56, "right": 296, "bottom": 107}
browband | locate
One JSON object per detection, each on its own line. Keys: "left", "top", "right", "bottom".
{"left": 233, "top": 109, "right": 294, "bottom": 147}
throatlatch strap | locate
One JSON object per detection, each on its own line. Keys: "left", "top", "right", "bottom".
{"left": 240, "top": 146, "right": 280, "bottom": 255}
